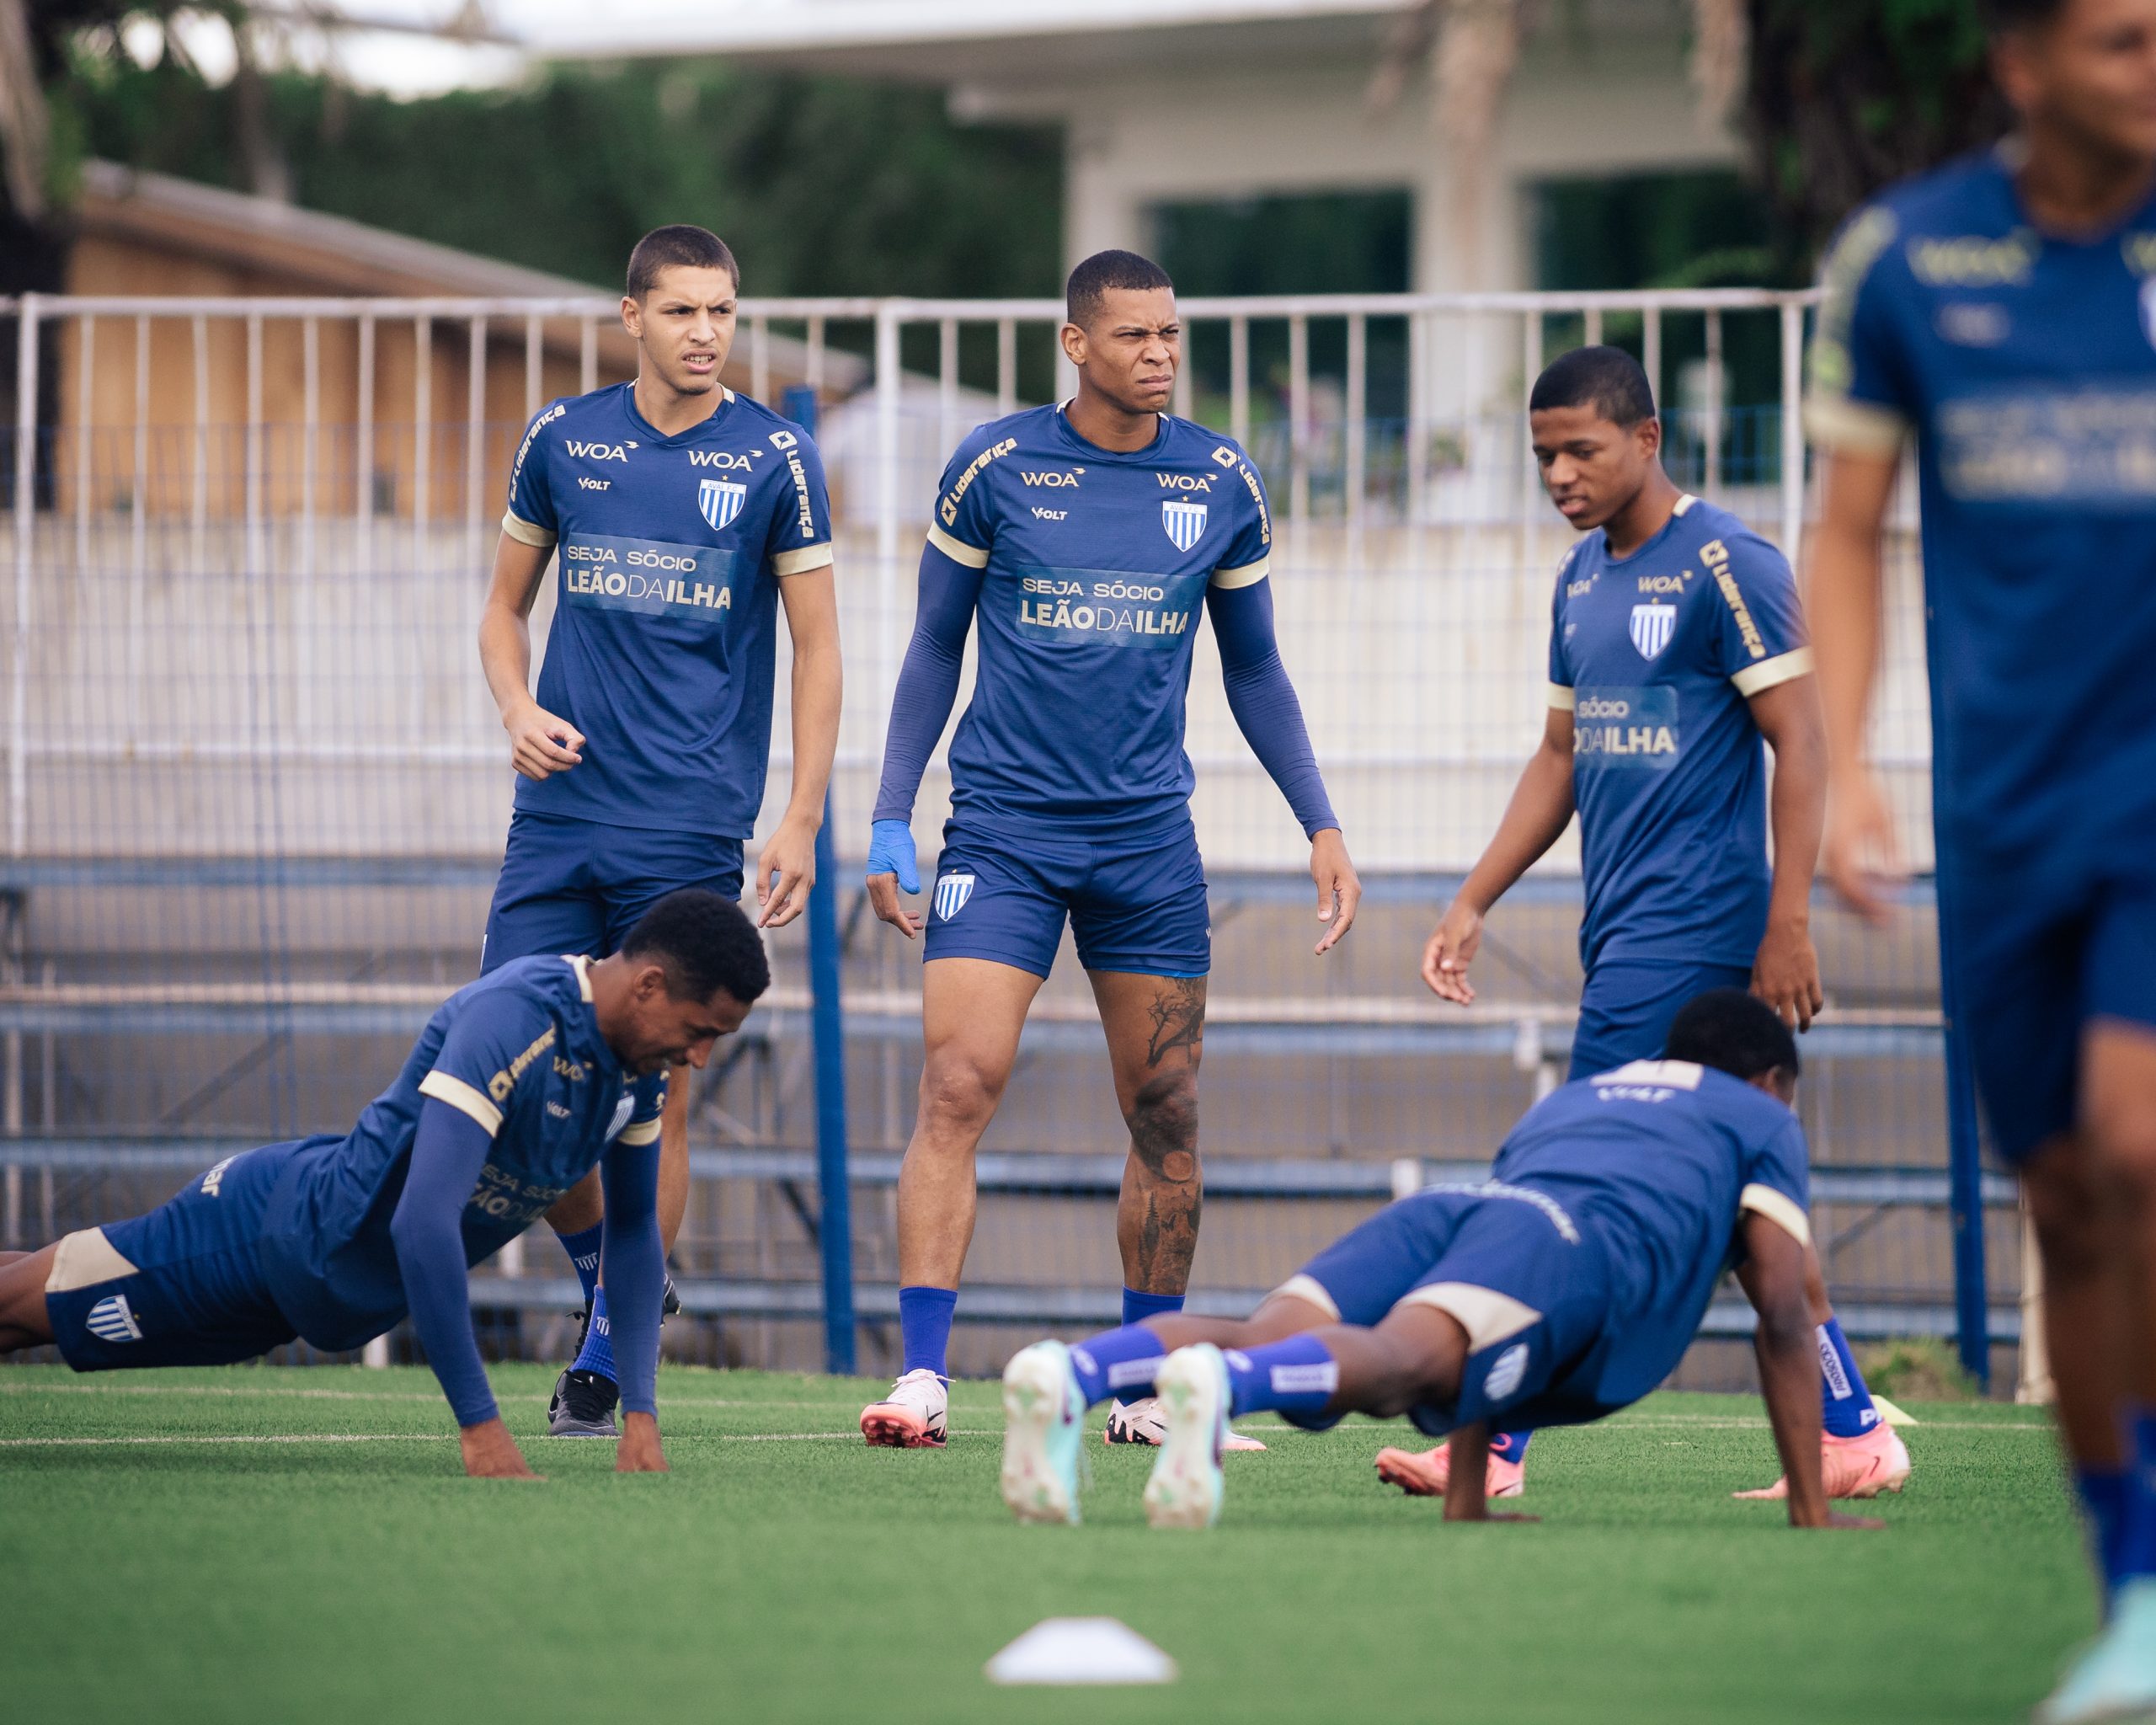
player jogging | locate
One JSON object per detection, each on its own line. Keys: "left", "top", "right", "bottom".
{"left": 997, "top": 990, "right": 1883, "bottom": 1537}
{"left": 479, "top": 225, "right": 841, "bottom": 1439}
{"left": 0, "top": 890, "right": 767, "bottom": 1479}
{"left": 858, "top": 249, "right": 1361, "bottom": 1449}
{"left": 1391, "top": 346, "right": 1908, "bottom": 1503}
{"left": 1803, "top": 3, "right": 2156, "bottom": 1715}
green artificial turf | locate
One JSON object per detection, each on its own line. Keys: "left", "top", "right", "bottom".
{"left": 0, "top": 1365, "right": 2089, "bottom": 1723}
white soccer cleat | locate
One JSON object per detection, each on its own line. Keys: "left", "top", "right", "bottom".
{"left": 1105, "top": 1396, "right": 1267, "bottom": 1451}
{"left": 1144, "top": 1345, "right": 1230, "bottom": 1530}
{"left": 860, "top": 1367, "right": 949, "bottom": 1449}
{"left": 1001, "top": 1341, "right": 1087, "bottom": 1525}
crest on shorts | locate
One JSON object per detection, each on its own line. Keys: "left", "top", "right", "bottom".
{"left": 698, "top": 478, "right": 747, "bottom": 531}
{"left": 1161, "top": 499, "right": 1208, "bottom": 553}
{"left": 86, "top": 1294, "right": 142, "bottom": 1343}
{"left": 1483, "top": 1341, "right": 1529, "bottom": 1402}
{"left": 1629, "top": 601, "right": 1677, "bottom": 660}
{"left": 934, "top": 873, "right": 976, "bottom": 921}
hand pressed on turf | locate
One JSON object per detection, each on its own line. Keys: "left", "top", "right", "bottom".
{"left": 460, "top": 1416, "right": 542, "bottom": 1480}
{"left": 616, "top": 1411, "right": 670, "bottom": 1473}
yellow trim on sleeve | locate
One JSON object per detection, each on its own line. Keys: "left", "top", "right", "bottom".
{"left": 569, "top": 954, "right": 595, "bottom": 1003}
{"left": 1741, "top": 1183, "right": 1812, "bottom": 1247}
{"left": 772, "top": 542, "right": 835, "bottom": 578}
{"left": 501, "top": 511, "right": 557, "bottom": 549}
{"left": 1394, "top": 1283, "right": 1542, "bottom": 1352}
{"left": 926, "top": 523, "right": 990, "bottom": 569}
{"left": 1547, "top": 683, "right": 1576, "bottom": 711}
{"left": 1672, "top": 493, "right": 1698, "bottom": 517}
{"left": 419, "top": 1071, "right": 504, "bottom": 1138}
{"left": 1268, "top": 1273, "right": 1342, "bottom": 1322}
{"left": 1803, "top": 393, "right": 1909, "bottom": 457}
{"left": 1210, "top": 557, "right": 1270, "bottom": 590}
{"left": 1733, "top": 646, "right": 1816, "bottom": 697}
{"left": 616, "top": 1119, "right": 662, "bottom": 1147}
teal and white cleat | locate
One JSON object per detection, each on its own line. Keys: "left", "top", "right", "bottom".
{"left": 2038, "top": 1579, "right": 2156, "bottom": 1724}
{"left": 1001, "top": 1341, "right": 1087, "bottom": 1525}
{"left": 1144, "top": 1344, "right": 1230, "bottom": 1530}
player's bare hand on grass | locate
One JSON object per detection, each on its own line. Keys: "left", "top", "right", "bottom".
{"left": 755, "top": 814, "right": 819, "bottom": 929}
{"left": 501, "top": 698, "right": 585, "bottom": 781}
{"left": 1310, "top": 828, "right": 1362, "bottom": 954}
{"left": 1751, "top": 918, "right": 1823, "bottom": 1031}
{"left": 1823, "top": 768, "right": 1904, "bottom": 926}
{"left": 1422, "top": 902, "right": 1482, "bottom": 1004}
{"left": 615, "top": 1411, "right": 670, "bottom": 1473}
{"left": 864, "top": 818, "right": 923, "bottom": 938}
{"left": 459, "top": 1417, "right": 543, "bottom": 1480}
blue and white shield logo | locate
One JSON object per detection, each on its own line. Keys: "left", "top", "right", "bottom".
{"left": 1629, "top": 601, "right": 1677, "bottom": 660}
{"left": 934, "top": 873, "right": 975, "bottom": 922}
{"left": 1161, "top": 499, "right": 1208, "bottom": 553}
{"left": 86, "top": 1293, "right": 142, "bottom": 1343}
{"left": 698, "top": 478, "right": 747, "bottom": 531}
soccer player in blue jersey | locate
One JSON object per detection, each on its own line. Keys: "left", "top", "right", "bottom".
{"left": 0, "top": 890, "right": 767, "bottom": 1479}
{"left": 858, "top": 249, "right": 1361, "bottom": 1449}
{"left": 1393, "top": 345, "right": 1908, "bottom": 1503}
{"left": 478, "top": 225, "right": 841, "bottom": 1437}
{"left": 997, "top": 989, "right": 1882, "bottom": 1536}
{"left": 1804, "top": 3, "right": 2156, "bottom": 1712}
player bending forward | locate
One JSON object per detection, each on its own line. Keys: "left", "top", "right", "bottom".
{"left": 0, "top": 890, "right": 766, "bottom": 1479}
{"left": 999, "top": 990, "right": 1881, "bottom": 1535}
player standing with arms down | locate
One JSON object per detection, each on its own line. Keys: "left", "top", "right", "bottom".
{"left": 1390, "top": 347, "right": 1907, "bottom": 1502}
{"left": 857, "top": 250, "right": 1361, "bottom": 1448}
{"left": 479, "top": 226, "right": 841, "bottom": 1438}
{"left": 1805, "top": 3, "right": 2156, "bottom": 1714}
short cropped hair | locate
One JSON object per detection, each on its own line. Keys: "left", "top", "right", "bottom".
{"left": 627, "top": 226, "right": 739, "bottom": 299}
{"left": 1664, "top": 989, "right": 1801, "bottom": 1083}
{"left": 621, "top": 889, "right": 769, "bottom": 1006}
{"left": 1529, "top": 344, "right": 1657, "bottom": 429}
{"left": 1979, "top": 0, "right": 2066, "bottom": 30}
{"left": 1066, "top": 248, "right": 1174, "bottom": 328}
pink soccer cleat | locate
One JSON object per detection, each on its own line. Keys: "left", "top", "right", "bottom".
{"left": 1373, "top": 1442, "right": 1526, "bottom": 1499}
{"left": 1733, "top": 1423, "right": 1911, "bottom": 1501}
{"left": 860, "top": 1367, "right": 949, "bottom": 1448}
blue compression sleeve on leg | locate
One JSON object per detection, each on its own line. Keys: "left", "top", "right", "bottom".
{"left": 558, "top": 1222, "right": 604, "bottom": 1308}
{"left": 2081, "top": 1466, "right": 2132, "bottom": 1601}
{"left": 573, "top": 1287, "right": 617, "bottom": 1383}
{"left": 1817, "top": 1318, "right": 1881, "bottom": 1438}
{"left": 597, "top": 1140, "right": 664, "bottom": 1417}
{"left": 899, "top": 1286, "right": 957, "bottom": 1378}
{"left": 1122, "top": 1286, "right": 1183, "bottom": 1327}
{"left": 2120, "top": 1413, "right": 2156, "bottom": 1583}
{"left": 1491, "top": 1431, "right": 1531, "bottom": 1465}
{"left": 1224, "top": 1334, "right": 1340, "bottom": 1419}
{"left": 1070, "top": 1324, "right": 1171, "bottom": 1407}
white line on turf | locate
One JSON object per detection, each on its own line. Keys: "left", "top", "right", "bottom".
{"left": 0, "top": 1429, "right": 1007, "bottom": 1447}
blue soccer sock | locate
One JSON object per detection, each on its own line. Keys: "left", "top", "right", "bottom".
{"left": 572, "top": 1287, "right": 616, "bottom": 1383}
{"left": 1122, "top": 1285, "right": 1184, "bottom": 1327}
{"left": 1491, "top": 1430, "right": 1531, "bottom": 1466}
{"left": 558, "top": 1222, "right": 605, "bottom": 1309}
{"left": 898, "top": 1285, "right": 958, "bottom": 1380}
{"left": 2080, "top": 1465, "right": 2132, "bottom": 1601}
{"left": 1223, "top": 1335, "right": 1340, "bottom": 1419}
{"left": 1817, "top": 1318, "right": 1881, "bottom": 1438}
{"left": 2119, "top": 1412, "right": 2156, "bottom": 1586}
{"left": 1069, "top": 1324, "right": 1171, "bottom": 1407}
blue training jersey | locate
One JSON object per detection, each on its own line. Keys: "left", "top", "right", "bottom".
{"left": 1547, "top": 496, "right": 1811, "bottom": 969}
{"left": 926, "top": 404, "right": 1275, "bottom": 837}
{"left": 258, "top": 956, "right": 665, "bottom": 1351}
{"left": 1491, "top": 1060, "right": 1812, "bottom": 1413}
{"left": 1807, "top": 148, "right": 2156, "bottom": 868}
{"left": 503, "top": 383, "right": 835, "bottom": 838}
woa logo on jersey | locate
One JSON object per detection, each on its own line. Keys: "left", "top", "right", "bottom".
{"left": 698, "top": 478, "right": 748, "bottom": 531}
{"left": 1629, "top": 601, "right": 1677, "bottom": 660}
{"left": 1161, "top": 499, "right": 1209, "bottom": 553}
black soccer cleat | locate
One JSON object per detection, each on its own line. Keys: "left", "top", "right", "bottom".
{"left": 547, "top": 1366, "right": 620, "bottom": 1439}
{"left": 662, "top": 1274, "right": 681, "bottom": 1321}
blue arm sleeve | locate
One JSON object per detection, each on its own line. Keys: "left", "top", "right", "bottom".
{"left": 599, "top": 1140, "right": 665, "bottom": 1418}
{"left": 389, "top": 1098, "right": 499, "bottom": 1429}
{"left": 870, "top": 542, "right": 984, "bottom": 823}
{"left": 1205, "top": 579, "right": 1338, "bottom": 838}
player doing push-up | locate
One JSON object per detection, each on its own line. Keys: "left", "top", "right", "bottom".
{"left": 0, "top": 890, "right": 767, "bottom": 1479}
{"left": 998, "top": 990, "right": 1882, "bottom": 1536}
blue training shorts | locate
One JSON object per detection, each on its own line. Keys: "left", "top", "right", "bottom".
{"left": 45, "top": 1144, "right": 301, "bottom": 1371}
{"left": 483, "top": 809, "right": 747, "bottom": 972}
{"left": 922, "top": 816, "right": 1209, "bottom": 979}
{"left": 1273, "top": 1184, "right": 1611, "bottom": 1439}
{"left": 1949, "top": 866, "right": 2156, "bottom": 1164}
{"left": 1567, "top": 957, "right": 1753, "bottom": 1081}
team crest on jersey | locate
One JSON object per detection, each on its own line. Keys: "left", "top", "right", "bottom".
{"left": 698, "top": 478, "right": 747, "bottom": 531}
{"left": 934, "top": 873, "right": 976, "bottom": 921}
{"left": 86, "top": 1294, "right": 142, "bottom": 1343}
{"left": 1629, "top": 601, "right": 1677, "bottom": 660}
{"left": 1161, "top": 499, "right": 1209, "bottom": 553}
